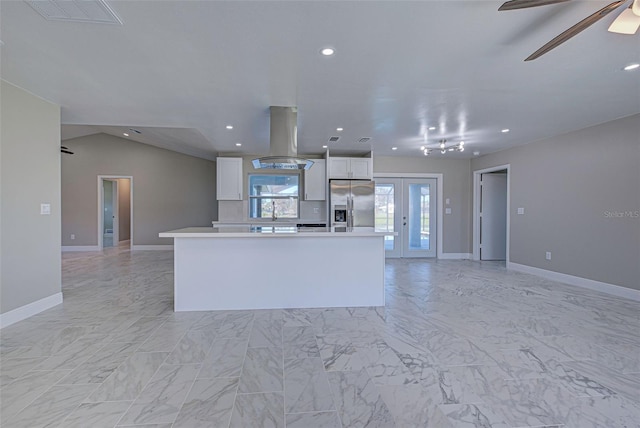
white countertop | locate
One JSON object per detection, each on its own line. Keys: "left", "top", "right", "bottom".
{"left": 212, "top": 220, "right": 327, "bottom": 226}
{"left": 160, "top": 226, "right": 395, "bottom": 238}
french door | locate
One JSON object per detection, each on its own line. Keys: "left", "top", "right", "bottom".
{"left": 375, "top": 178, "right": 437, "bottom": 258}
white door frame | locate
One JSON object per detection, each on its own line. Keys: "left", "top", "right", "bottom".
{"left": 472, "top": 165, "right": 510, "bottom": 263}
{"left": 98, "top": 175, "right": 133, "bottom": 249}
{"left": 374, "top": 173, "right": 443, "bottom": 259}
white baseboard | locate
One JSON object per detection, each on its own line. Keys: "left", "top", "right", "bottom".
{"left": 132, "top": 245, "right": 173, "bottom": 251}
{"left": 62, "top": 246, "right": 100, "bottom": 252}
{"left": 439, "top": 253, "right": 472, "bottom": 260}
{"left": 0, "top": 293, "right": 63, "bottom": 329}
{"left": 508, "top": 262, "right": 640, "bottom": 302}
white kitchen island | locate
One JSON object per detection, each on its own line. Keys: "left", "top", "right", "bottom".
{"left": 159, "top": 226, "right": 392, "bottom": 311}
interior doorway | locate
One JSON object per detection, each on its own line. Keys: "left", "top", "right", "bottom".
{"left": 375, "top": 177, "right": 438, "bottom": 258}
{"left": 102, "top": 179, "right": 118, "bottom": 247}
{"left": 473, "top": 165, "right": 510, "bottom": 262}
{"left": 98, "top": 176, "right": 133, "bottom": 249}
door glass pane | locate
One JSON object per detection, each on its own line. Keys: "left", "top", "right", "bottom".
{"left": 407, "top": 184, "right": 430, "bottom": 250}
{"left": 375, "top": 184, "right": 395, "bottom": 251}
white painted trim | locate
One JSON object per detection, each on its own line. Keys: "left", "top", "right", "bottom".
{"left": 439, "top": 253, "right": 473, "bottom": 260}
{"left": 472, "top": 164, "right": 510, "bottom": 263}
{"left": 0, "top": 293, "right": 63, "bottom": 329}
{"left": 508, "top": 262, "right": 640, "bottom": 302}
{"left": 132, "top": 245, "right": 174, "bottom": 251}
{"left": 98, "top": 176, "right": 133, "bottom": 250}
{"left": 375, "top": 173, "right": 444, "bottom": 258}
{"left": 62, "top": 245, "right": 100, "bottom": 252}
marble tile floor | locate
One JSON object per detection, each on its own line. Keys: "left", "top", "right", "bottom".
{"left": 1, "top": 246, "right": 638, "bottom": 427}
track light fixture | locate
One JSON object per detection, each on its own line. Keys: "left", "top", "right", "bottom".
{"left": 422, "top": 139, "right": 465, "bottom": 156}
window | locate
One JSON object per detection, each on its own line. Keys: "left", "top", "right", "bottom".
{"left": 249, "top": 174, "right": 299, "bottom": 219}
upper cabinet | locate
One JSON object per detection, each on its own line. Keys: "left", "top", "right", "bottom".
{"left": 216, "top": 157, "right": 243, "bottom": 200}
{"left": 328, "top": 157, "right": 372, "bottom": 180}
{"left": 349, "top": 158, "right": 372, "bottom": 179}
{"left": 304, "top": 159, "right": 326, "bottom": 200}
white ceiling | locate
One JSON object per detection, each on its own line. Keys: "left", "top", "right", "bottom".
{"left": 2, "top": 0, "right": 639, "bottom": 159}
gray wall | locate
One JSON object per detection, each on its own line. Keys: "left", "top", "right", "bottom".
{"left": 1, "top": 81, "right": 62, "bottom": 314}
{"left": 374, "top": 156, "right": 472, "bottom": 254}
{"left": 471, "top": 114, "right": 640, "bottom": 290}
{"left": 62, "top": 133, "right": 217, "bottom": 246}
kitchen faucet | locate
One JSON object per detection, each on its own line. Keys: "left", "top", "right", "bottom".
{"left": 271, "top": 200, "right": 277, "bottom": 221}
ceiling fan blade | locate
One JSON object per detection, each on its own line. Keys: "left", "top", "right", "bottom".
{"left": 61, "top": 149, "right": 74, "bottom": 154}
{"left": 525, "top": 0, "right": 628, "bottom": 61}
{"left": 498, "top": 0, "right": 571, "bottom": 11}
{"left": 608, "top": 7, "right": 640, "bottom": 34}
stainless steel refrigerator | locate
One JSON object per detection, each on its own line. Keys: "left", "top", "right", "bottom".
{"left": 330, "top": 180, "right": 375, "bottom": 228}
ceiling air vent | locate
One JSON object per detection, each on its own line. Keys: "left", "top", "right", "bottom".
{"left": 25, "top": 0, "right": 123, "bottom": 25}
{"left": 357, "top": 137, "right": 371, "bottom": 143}
{"left": 328, "top": 136, "right": 340, "bottom": 143}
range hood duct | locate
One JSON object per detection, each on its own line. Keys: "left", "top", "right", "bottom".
{"left": 252, "top": 106, "right": 314, "bottom": 170}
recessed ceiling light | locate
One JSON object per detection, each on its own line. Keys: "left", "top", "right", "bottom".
{"left": 473, "top": 151, "right": 480, "bottom": 156}
{"left": 336, "top": 127, "right": 343, "bottom": 132}
{"left": 623, "top": 63, "right": 639, "bottom": 71}
{"left": 428, "top": 126, "right": 436, "bottom": 131}
{"left": 235, "top": 143, "right": 242, "bottom": 147}
{"left": 123, "top": 133, "right": 129, "bottom": 137}
{"left": 501, "top": 128, "right": 510, "bottom": 133}
{"left": 322, "top": 145, "right": 328, "bottom": 149}
{"left": 226, "top": 125, "right": 233, "bottom": 130}
{"left": 392, "top": 147, "right": 398, "bottom": 151}
{"left": 321, "top": 47, "right": 335, "bottom": 56}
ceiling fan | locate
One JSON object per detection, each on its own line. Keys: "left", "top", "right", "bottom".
{"left": 499, "top": 0, "right": 640, "bottom": 61}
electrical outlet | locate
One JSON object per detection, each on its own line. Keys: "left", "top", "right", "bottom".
{"left": 517, "top": 207, "right": 525, "bottom": 215}
{"left": 71, "top": 234, "right": 75, "bottom": 240}
{"left": 313, "top": 207, "right": 320, "bottom": 214}
{"left": 545, "top": 251, "right": 551, "bottom": 260}
{"left": 40, "top": 203, "right": 51, "bottom": 215}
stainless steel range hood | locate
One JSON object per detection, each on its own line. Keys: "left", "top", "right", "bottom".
{"left": 252, "top": 106, "right": 314, "bottom": 170}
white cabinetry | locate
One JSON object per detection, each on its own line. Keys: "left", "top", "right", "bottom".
{"left": 349, "top": 158, "right": 372, "bottom": 179}
{"left": 328, "top": 157, "right": 350, "bottom": 179}
{"left": 304, "top": 159, "right": 326, "bottom": 200}
{"left": 329, "top": 157, "right": 372, "bottom": 180}
{"left": 216, "top": 157, "right": 243, "bottom": 200}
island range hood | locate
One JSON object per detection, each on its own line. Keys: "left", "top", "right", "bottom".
{"left": 252, "top": 106, "right": 315, "bottom": 170}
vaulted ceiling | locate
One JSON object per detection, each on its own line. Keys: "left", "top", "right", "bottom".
{"left": 2, "top": 0, "right": 639, "bottom": 160}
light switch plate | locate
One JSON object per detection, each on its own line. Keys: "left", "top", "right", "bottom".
{"left": 545, "top": 251, "right": 551, "bottom": 260}
{"left": 517, "top": 207, "right": 524, "bottom": 215}
{"left": 40, "top": 203, "right": 51, "bottom": 215}
{"left": 445, "top": 208, "right": 452, "bottom": 214}
{"left": 445, "top": 198, "right": 450, "bottom": 205}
